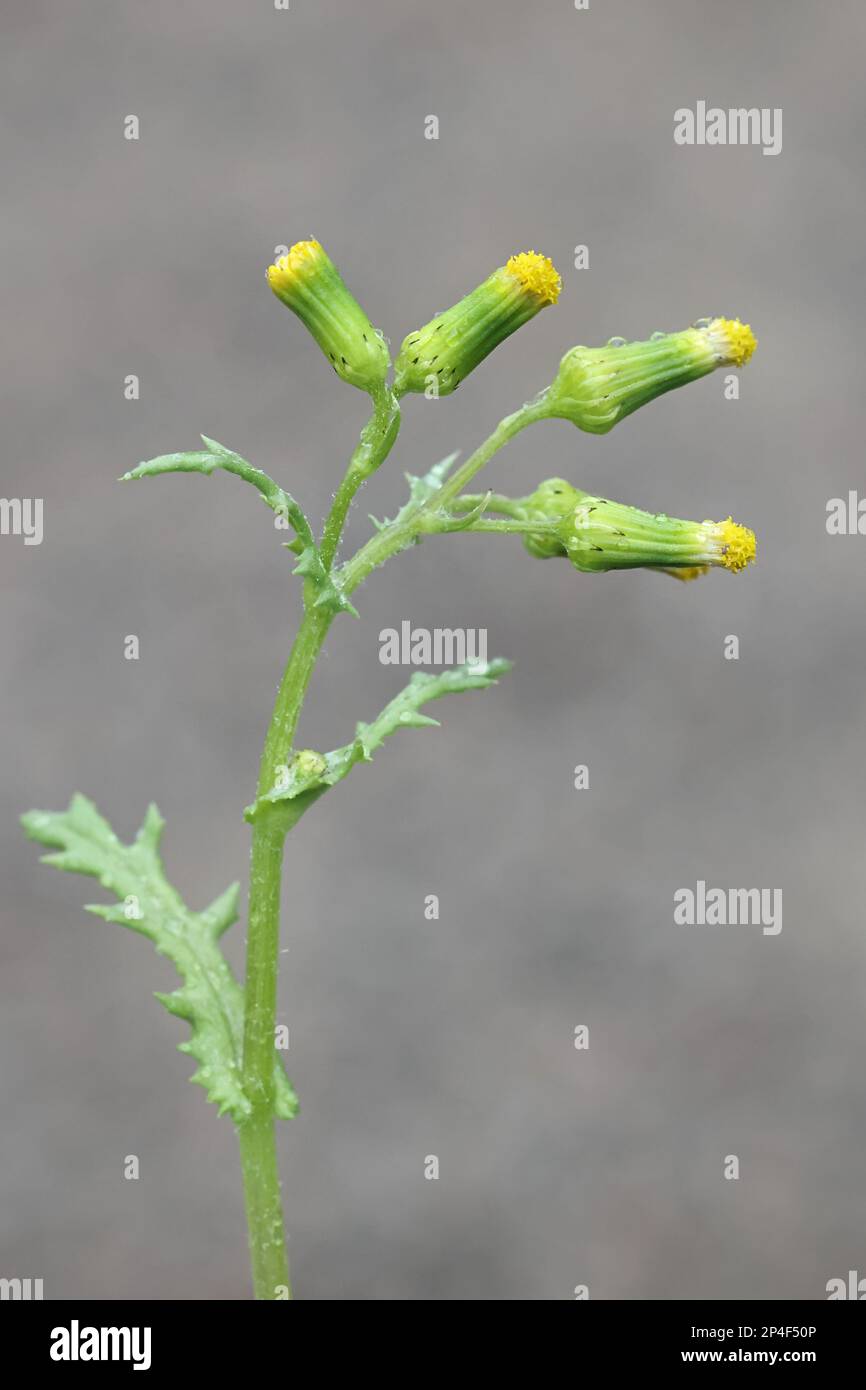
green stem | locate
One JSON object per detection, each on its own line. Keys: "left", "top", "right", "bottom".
{"left": 256, "top": 603, "right": 333, "bottom": 800}
{"left": 238, "top": 1081, "right": 291, "bottom": 1299}
{"left": 237, "top": 391, "right": 401, "bottom": 1299}
{"left": 239, "top": 610, "right": 331, "bottom": 1300}
{"left": 448, "top": 517, "right": 557, "bottom": 535}
{"left": 320, "top": 387, "right": 400, "bottom": 568}
{"left": 449, "top": 492, "right": 529, "bottom": 519}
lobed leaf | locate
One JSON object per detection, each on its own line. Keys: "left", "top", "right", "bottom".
{"left": 21, "top": 795, "right": 298, "bottom": 1123}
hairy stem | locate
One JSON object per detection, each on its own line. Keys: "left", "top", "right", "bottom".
{"left": 238, "top": 1086, "right": 291, "bottom": 1298}
{"left": 449, "top": 492, "right": 530, "bottom": 519}
{"left": 447, "top": 517, "right": 558, "bottom": 535}
{"left": 238, "top": 393, "right": 401, "bottom": 1299}
{"left": 240, "top": 608, "right": 330, "bottom": 1300}
{"left": 320, "top": 387, "right": 400, "bottom": 568}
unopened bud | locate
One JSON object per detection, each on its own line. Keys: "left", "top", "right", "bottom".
{"left": 394, "top": 251, "right": 560, "bottom": 397}
{"left": 267, "top": 240, "right": 389, "bottom": 393}
{"left": 540, "top": 318, "right": 756, "bottom": 434}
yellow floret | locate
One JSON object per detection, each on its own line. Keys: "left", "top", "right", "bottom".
{"left": 266, "top": 239, "right": 325, "bottom": 293}
{"left": 505, "top": 250, "right": 561, "bottom": 305}
{"left": 709, "top": 317, "right": 757, "bottom": 367}
{"left": 718, "top": 517, "right": 757, "bottom": 572}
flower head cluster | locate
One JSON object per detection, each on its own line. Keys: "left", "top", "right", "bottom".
{"left": 265, "top": 239, "right": 758, "bottom": 587}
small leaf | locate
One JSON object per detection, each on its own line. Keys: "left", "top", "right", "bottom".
{"left": 311, "top": 578, "right": 360, "bottom": 619}
{"left": 424, "top": 491, "right": 494, "bottom": 536}
{"left": 247, "top": 658, "right": 511, "bottom": 821}
{"left": 406, "top": 452, "right": 461, "bottom": 507}
{"left": 371, "top": 452, "right": 461, "bottom": 531}
{"left": 292, "top": 544, "right": 360, "bottom": 619}
{"left": 21, "top": 796, "right": 298, "bottom": 1123}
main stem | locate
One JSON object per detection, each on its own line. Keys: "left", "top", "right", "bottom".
{"left": 237, "top": 391, "right": 400, "bottom": 1300}
{"left": 238, "top": 603, "right": 332, "bottom": 1300}
{"left": 320, "top": 386, "right": 400, "bottom": 568}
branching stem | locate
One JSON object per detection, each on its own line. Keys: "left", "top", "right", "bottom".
{"left": 238, "top": 394, "right": 400, "bottom": 1300}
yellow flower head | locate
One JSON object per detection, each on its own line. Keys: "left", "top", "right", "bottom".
{"left": 504, "top": 251, "right": 561, "bottom": 305}
{"left": 713, "top": 516, "right": 757, "bottom": 572}
{"left": 266, "top": 239, "right": 389, "bottom": 394}
{"left": 266, "top": 239, "right": 329, "bottom": 296}
{"left": 394, "top": 250, "right": 561, "bottom": 397}
{"left": 704, "top": 317, "right": 757, "bottom": 368}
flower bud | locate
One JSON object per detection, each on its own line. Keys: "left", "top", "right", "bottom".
{"left": 540, "top": 318, "right": 756, "bottom": 434}
{"left": 518, "top": 478, "right": 582, "bottom": 558}
{"left": 267, "top": 240, "right": 390, "bottom": 393}
{"left": 519, "top": 480, "right": 756, "bottom": 576}
{"left": 394, "top": 251, "right": 561, "bottom": 397}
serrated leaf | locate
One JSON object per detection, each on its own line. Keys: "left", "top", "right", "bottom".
{"left": 21, "top": 795, "right": 298, "bottom": 1123}
{"left": 246, "top": 658, "right": 511, "bottom": 820}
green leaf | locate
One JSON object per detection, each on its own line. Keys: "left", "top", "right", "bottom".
{"left": 405, "top": 452, "right": 461, "bottom": 507}
{"left": 292, "top": 546, "right": 360, "bottom": 618}
{"left": 420, "top": 491, "right": 494, "bottom": 536}
{"left": 121, "top": 436, "right": 316, "bottom": 551}
{"left": 21, "top": 795, "right": 298, "bottom": 1123}
{"left": 368, "top": 451, "right": 460, "bottom": 532}
{"left": 246, "top": 658, "right": 511, "bottom": 820}
{"left": 121, "top": 437, "right": 361, "bottom": 617}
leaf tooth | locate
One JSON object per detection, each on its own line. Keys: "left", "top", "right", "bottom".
{"left": 199, "top": 434, "right": 236, "bottom": 459}
{"left": 199, "top": 882, "right": 241, "bottom": 939}
{"left": 155, "top": 988, "right": 195, "bottom": 1022}
{"left": 135, "top": 803, "right": 165, "bottom": 854}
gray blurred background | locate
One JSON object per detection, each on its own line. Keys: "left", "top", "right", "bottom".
{"left": 2, "top": 0, "right": 864, "bottom": 1300}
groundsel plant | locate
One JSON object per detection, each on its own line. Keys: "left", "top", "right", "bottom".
{"left": 22, "top": 239, "right": 757, "bottom": 1299}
